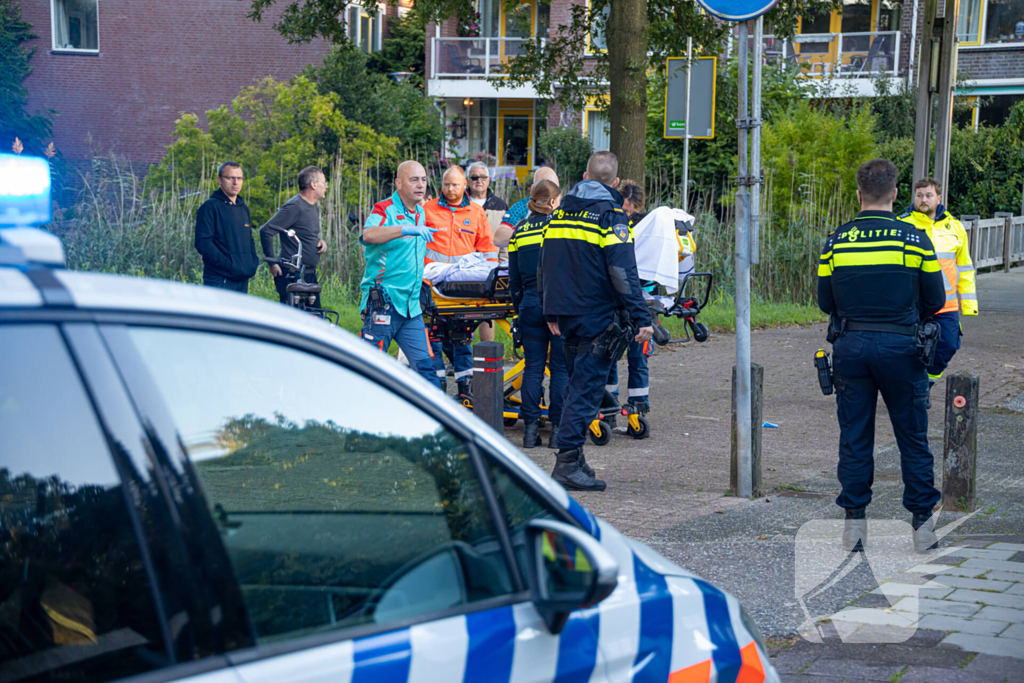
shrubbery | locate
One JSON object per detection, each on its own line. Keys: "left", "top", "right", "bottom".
{"left": 536, "top": 126, "right": 593, "bottom": 187}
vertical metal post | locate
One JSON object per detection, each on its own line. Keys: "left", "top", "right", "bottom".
{"left": 933, "top": 0, "right": 960, "bottom": 195}
{"left": 913, "top": 0, "right": 939, "bottom": 182}
{"left": 735, "top": 21, "right": 752, "bottom": 499}
{"left": 472, "top": 341, "right": 505, "bottom": 431}
{"left": 682, "top": 36, "right": 693, "bottom": 213}
{"left": 751, "top": 17, "right": 763, "bottom": 266}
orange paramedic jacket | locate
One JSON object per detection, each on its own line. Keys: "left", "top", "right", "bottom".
{"left": 423, "top": 193, "right": 498, "bottom": 266}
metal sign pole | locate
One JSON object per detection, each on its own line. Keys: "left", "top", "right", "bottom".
{"left": 751, "top": 17, "right": 763, "bottom": 266}
{"left": 683, "top": 36, "right": 693, "bottom": 213}
{"left": 735, "top": 21, "right": 752, "bottom": 499}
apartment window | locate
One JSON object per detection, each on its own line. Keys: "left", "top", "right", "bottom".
{"left": 585, "top": 110, "right": 610, "bottom": 152}
{"left": 588, "top": 1, "right": 609, "bottom": 52}
{"left": 52, "top": 0, "right": 98, "bottom": 52}
{"left": 347, "top": 3, "right": 381, "bottom": 53}
{"left": 958, "top": 0, "right": 1024, "bottom": 45}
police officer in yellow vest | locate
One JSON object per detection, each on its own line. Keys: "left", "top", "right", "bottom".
{"left": 899, "top": 179, "right": 978, "bottom": 400}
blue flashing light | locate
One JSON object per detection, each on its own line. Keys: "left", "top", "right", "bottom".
{"left": 0, "top": 154, "right": 52, "bottom": 227}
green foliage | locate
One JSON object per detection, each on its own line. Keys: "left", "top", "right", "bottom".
{"left": 366, "top": 7, "right": 428, "bottom": 81}
{"left": 306, "top": 45, "right": 443, "bottom": 151}
{"left": 536, "top": 126, "right": 592, "bottom": 188}
{"left": 0, "top": 0, "right": 52, "bottom": 155}
{"left": 646, "top": 54, "right": 816, "bottom": 206}
{"left": 762, "top": 100, "right": 877, "bottom": 223}
{"left": 148, "top": 75, "right": 400, "bottom": 224}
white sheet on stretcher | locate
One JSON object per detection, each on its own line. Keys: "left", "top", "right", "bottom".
{"left": 424, "top": 253, "right": 501, "bottom": 285}
{"left": 632, "top": 207, "right": 695, "bottom": 294}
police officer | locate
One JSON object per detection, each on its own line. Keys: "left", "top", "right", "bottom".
{"left": 818, "top": 159, "right": 946, "bottom": 553}
{"left": 540, "top": 152, "right": 653, "bottom": 491}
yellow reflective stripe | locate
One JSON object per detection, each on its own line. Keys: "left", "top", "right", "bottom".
{"left": 921, "top": 259, "right": 941, "bottom": 273}
{"left": 905, "top": 244, "right": 935, "bottom": 257}
{"left": 832, "top": 251, "right": 905, "bottom": 267}
{"left": 905, "top": 254, "right": 923, "bottom": 269}
{"left": 513, "top": 233, "right": 544, "bottom": 248}
{"left": 545, "top": 226, "right": 603, "bottom": 246}
{"left": 820, "top": 251, "right": 833, "bottom": 260}
{"left": 507, "top": 241, "right": 517, "bottom": 253}
{"left": 833, "top": 240, "right": 905, "bottom": 250}
{"left": 818, "top": 263, "right": 833, "bottom": 276}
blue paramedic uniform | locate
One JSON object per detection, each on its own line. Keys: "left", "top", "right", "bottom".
{"left": 818, "top": 210, "right": 946, "bottom": 516}
{"left": 359, "top": 191, "right": 437, "bottom": 386}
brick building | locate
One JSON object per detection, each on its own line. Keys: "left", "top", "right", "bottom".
{"left": 19, "top": 0, "right": 408, "bottom": 165}
{"left": 426, "top": 0, "right": 1024, "bottom": 183}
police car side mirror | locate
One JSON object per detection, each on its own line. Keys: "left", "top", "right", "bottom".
{"left": 525, "top": 519, "right": 618, "bottom": 634}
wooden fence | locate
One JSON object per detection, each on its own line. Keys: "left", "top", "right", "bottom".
{"left": 960, "top": 214, "right": 1024, "bottom": 272}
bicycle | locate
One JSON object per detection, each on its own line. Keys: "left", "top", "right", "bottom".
{"left": 263, "top": 229, "right": 340, "bottom": 325}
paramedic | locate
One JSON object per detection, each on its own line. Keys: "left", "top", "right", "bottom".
{"left": 818, "top": 158, "right": 945, "bottom": 553}
{"left": 540, "top": 151, "right": 653, "bottom": 491}
{"left": 359, "top": 160, "right": 439, "bottom": 387}
{"left": 509, "top": 179, "right": 567, "bottom": 449}
{"left": 899, "top": 178, "right": 978, "bottom": 402}
{"left": 605, "top": 180, "right": 653, "bottom": 423}
{"left": 423, "top": 165, "right": 498, "bottom": 402}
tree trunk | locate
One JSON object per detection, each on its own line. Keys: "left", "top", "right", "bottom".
{"left": 606, "top": 0, "right": 648, "bottom": 186}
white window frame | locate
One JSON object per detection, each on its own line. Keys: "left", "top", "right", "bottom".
{"left": 957, "top": 0, "right": 1024, "bottom": 49}
{"left": 50, "top": 0, "right": 99, "bottom": 54}
{"left": 347, "top": 2, "right": 384, "bottom": 53}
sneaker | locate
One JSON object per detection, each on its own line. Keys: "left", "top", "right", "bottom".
{"left": 523, "top": 421, "right": 540, "bottom": 449}
{"left": 552, "top": 449, "right": 606, "bottom": 492}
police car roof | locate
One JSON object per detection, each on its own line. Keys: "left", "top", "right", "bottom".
{"left": 0, "top": 248, "right": 571, "bottom": 511}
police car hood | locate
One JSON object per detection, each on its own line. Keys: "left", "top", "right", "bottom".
{"left": 565, "top": 180, "right": 624, "bottom": 206}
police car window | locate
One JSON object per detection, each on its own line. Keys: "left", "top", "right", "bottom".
{"left": 485, "top": 461, "right": 556, "bottom": 576}
{"left": 126, "top": 327, "right": 514, "bottom": 643}
{"left": 0, "top": 325, "right": 167, "bottom": 682}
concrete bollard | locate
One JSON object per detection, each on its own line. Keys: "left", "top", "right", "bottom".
{"left": 942, "top": 373, "right": 980, "bottom": 512}
{"left": 731, "top": 362, "right": 764, "bottom": 497}
{"left": 472, "top": 341, "right": 505, "bottom": 432}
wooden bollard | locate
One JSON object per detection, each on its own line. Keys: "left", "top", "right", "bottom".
{"left": 942, "top": 373, "right": 980, "bottom": 512}
{"left": 472, "top": 341, "right": 505, "bottom": 432}
{"left": 731, "top": 362, "right": 764, "bottom": 497}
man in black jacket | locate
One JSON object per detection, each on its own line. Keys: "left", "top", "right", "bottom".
{"left": 194, "top": 161, "right": 259, "bottom": 292}
{"left": 818, "top": 158, "right": 946, "bottom": 553}
{"left": 539, "top": 151, "right": 653, "bottom": 491}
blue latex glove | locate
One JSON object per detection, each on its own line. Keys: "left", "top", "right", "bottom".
{"left": 402, "top": 224, "right": 437, "bottom": 239}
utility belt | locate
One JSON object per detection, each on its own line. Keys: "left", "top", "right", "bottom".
{"left": 825, "top": 314, "right": 941, "bottom": 368}
{"left": 563, "top": 311, "right": 636, "bottom": 361}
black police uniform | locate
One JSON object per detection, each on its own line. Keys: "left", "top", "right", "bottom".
{"left": 539, "top": 180, "right": 651, "bottom": 490}
{"left": 818, "top": 210, "right": 946, "bottom": 519}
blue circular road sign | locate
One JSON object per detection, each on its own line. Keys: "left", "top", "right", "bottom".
{"left": 695, "top": 0, "right": 780, "bottom": 21}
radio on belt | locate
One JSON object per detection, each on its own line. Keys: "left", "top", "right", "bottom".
{"left": 814, "top": 349, "right": 834, "bottom": 396}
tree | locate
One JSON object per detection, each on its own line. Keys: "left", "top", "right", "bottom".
{"left": 244, "top": 0, "right": 841, "bottom": 187}
{"left": 366, "top": 7, "right": 429, "bottom": 82}
{"left": 0, "top": 0, "right": 53, "bottom": 155}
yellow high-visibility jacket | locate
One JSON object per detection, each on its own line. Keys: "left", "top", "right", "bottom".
{"left": 900, "top": 208, "right": 978, "bottom": 316}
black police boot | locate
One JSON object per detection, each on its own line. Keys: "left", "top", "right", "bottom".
{"left": 457, "top": 378, "right": 472, "bottom": 404}
{"left": 547, "top": 423, "right": 560, "bottom": 449}
{"left": 577, "top": 445, "right": 596, "bottom": 479}
{"left": 912, "top": 512, "right": 939, "bottom": 552}
{"left": 552, "top": 448, "right": 606, "bottom": 492}
{"left": 629, "top": 397, "right": 651, "bottom": 415}
{"left": 439, "top": 378, "right": 447, "bottom": 394}
{"left": 523, "top": 421, "right": 540, "bottom": 449}
{"left": 843, "top": 507, "right": 867, "bottom": 552}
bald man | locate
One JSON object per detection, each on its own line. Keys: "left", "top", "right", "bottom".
{"left": 359, "top": 160, "right": 440, "bottom": 388}
{"left": 422, "top": 164, "right": 497, "bottom": 402}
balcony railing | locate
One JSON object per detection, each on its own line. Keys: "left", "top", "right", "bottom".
{"left": 762, "top": 31, "right": 900, "bottom": 78}
{"left": 431, "top": 36, "right": 545, "bottom": 79}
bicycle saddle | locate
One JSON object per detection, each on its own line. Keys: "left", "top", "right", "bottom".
{"left": 286, "top": 282, "right": 322, "bottom": 294}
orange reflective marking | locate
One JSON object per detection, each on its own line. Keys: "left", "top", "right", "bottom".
{"left": 668, "top": 658, "right": 711, "bottom": 683}
{"left": 736, "top": 641, "right": 766, "bottom": 683}
{"left": 424, "top": 327, "right": 434, "bottom": 358}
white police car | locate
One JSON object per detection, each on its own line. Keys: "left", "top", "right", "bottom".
{"left": 0, "top": 155, "right": 778, "bottom": 683}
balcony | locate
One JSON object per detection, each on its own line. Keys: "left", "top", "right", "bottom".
{"left": 431, "top": 36, "right": 547, "bottom": 79}
{"left": 762, "top": 31, "right": 901, "bottom": 79}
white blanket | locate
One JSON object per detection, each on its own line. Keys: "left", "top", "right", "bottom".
{"left": 632, "top": 207, "right": 695, "bottom": 294}
{"left": 424, "top": 252, "right": 501, "bottom": 285}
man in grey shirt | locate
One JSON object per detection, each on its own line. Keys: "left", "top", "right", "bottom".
{"left": 259, "top": 166, "right": 328, "bottom": 303}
